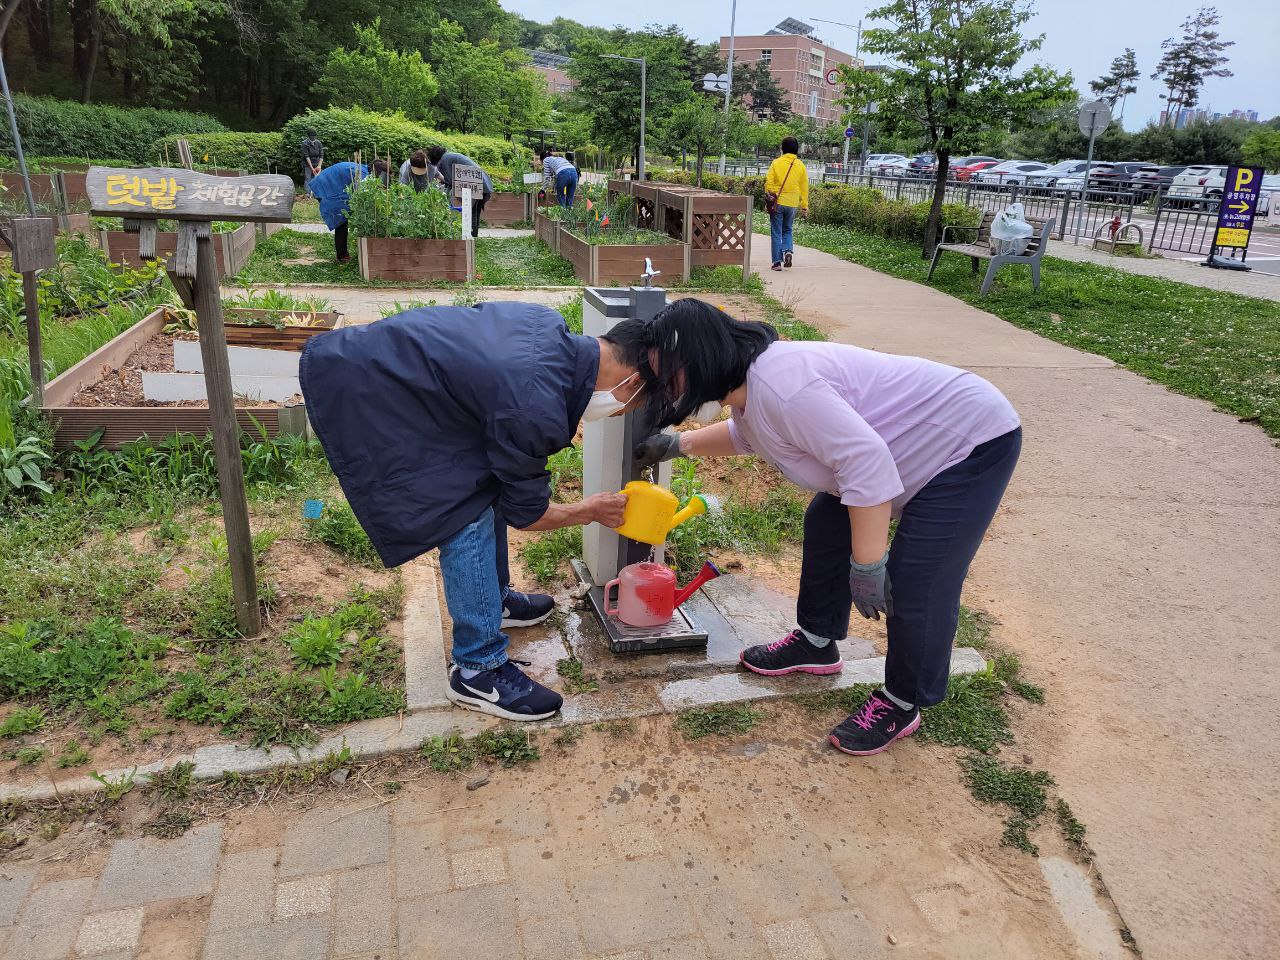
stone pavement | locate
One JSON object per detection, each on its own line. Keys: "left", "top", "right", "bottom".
{"left": 752, "top": 236, "right": 1280, "bottom": 960}
{"left": 1043, "top": 239, "right": 1280, "bottom": 301}
{"left": 0, "top": 712, "right": 1122, "bottom": 960}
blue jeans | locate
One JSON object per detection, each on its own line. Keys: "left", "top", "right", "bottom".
{"left": 797, "top": 428, "right": 1022, "bottom": 707}
{"left": 555, "top": 167, "right": 578, "bottom": 207}
{"left": 769, "top": 204, "right": 798, "bottom": 265}
{"left": 437, "top": 505, "right": 511, "bottom": 671}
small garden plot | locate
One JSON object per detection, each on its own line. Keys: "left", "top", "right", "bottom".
{"left": 348, "top": 177, "right": 472, "bottom": 283}
{"left": 96, "top": 218, "right": 257, "bottom": 277}
{"left": 559, "top": 226, "right": 688, "bottom": 286}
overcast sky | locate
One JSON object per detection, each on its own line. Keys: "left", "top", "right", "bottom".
{"left": 504, "top": 0, "right": 1278, "bottom": 130}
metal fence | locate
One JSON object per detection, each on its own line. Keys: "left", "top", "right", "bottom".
{"left": 1147, "top": 190, "right": 1219, "bottom": 256}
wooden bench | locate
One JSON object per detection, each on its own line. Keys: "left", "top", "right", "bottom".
{"left": 927, "top": 210, "right": 1055, "bottom": 295}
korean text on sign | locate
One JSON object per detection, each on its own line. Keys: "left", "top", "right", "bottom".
{"left": 1213, "top": 166, "right": 1263, "bottom": 250}
{"left": 105, "top": 175, "right": 185, "bottom": 210}
{"left": 188, "top": 180, "right": 287, "bottom": 209}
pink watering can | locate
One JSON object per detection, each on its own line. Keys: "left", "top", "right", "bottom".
{"left": 603, "top": 561, "right": 721, "bottom": 627}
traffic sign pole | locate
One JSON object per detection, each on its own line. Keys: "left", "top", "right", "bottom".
{"left": 1072, "top": 100, "right": 1113, "bottom": 245}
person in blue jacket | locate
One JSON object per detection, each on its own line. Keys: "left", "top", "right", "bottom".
{"left": 299, "top": 301, "right": 637, "bottom": 720}
{"left": 307, "top": 160, "right": 391, "bottom": 263}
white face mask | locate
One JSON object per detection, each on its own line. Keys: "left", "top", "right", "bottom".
{"left": 691, "top": 401, "right": 724, "bottom": 424}
{"left": 583, "top": 374, "right": 643, "bottom": 422}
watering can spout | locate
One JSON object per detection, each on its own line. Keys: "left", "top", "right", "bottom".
{"left": 667, "top": 494, "right": 710, "bottom": 534}
{"left": 673, "top": 561, "right": 721, "bottom": 607}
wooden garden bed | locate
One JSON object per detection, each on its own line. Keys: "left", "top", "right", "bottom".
{"left": 40, "top": 307, "right": 328, "bottom": 448}
{"left": 533, "top": 209, "right": 561, "bottom": 252}
{"left": 558, "top": 228, "right": 689, "bottom": 286}
{"left": 357, "top": 236, "right": 473, "bottom": 282}
{"left": 99, "top": 221, "right": 257, "bottom": 276}
{"left": 483, "top": 192, "right": 530, "bottom": 226}
{"left": 609, "top": 179, "right": 752, "bottom": 277}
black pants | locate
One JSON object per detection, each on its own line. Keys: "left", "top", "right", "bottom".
{"left": 334, "top": 221, "right": 349, "bottom": 260}
{"left": 797, "top": 428, "right": 1022, "bottom": 707}
{"left": 471, "top": 198, "right": 486, "bottom": 237}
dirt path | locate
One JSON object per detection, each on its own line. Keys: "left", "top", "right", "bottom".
{"left": 752, "top": 237, "right": 1280, "bottom": 959}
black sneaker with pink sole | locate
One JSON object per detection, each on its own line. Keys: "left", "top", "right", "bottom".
{"left": 828, "top": 689, "right": 921, "bottom": 756}
{"left": 740, "top": 629, "right": 843, "bottom": 676}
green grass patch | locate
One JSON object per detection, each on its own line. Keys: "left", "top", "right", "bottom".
{"left": 675, "top": 703, "right": 764, "bottom": 740}
{"left": 419, "top": 727, "right": 539, "bottom": 771}
{"left": 475, "top": 236, "right": 577, "bottom": 286}
{"left": 306, "top": 501, "right": 380, "bottom": 567}
{"left": 233, "top": 229, "right": 363, "bottom": 285}
{"left": 917, "top": 671, "right": 1013, "bottom": 753}
{"left": 955, "top": 605, "right": 993, "bottom": 649}
{"left": 56, "top": 740, "right": 90, "bottom": 768}
{"left": 1, "top": 706, "right": 46, "bottom": 737}
{"left": 519, "top": 527, "right": 583, "bottom": 585}
{"left": 774, "top": 218, "right": 1280, "bottom": 438}
{"left": 555, "top": 657, "right": 599, "bottom": 694}
{"left": 1055, "top": 797, "right": 1090, "bottom": 854}
{"left": 559, "top": 297, "right": 584, "bottom": 334}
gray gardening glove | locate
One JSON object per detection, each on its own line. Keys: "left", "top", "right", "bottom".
{"left": 849, "top": 552, "right": 892, "bottom": 621}
{"left": 633, "top": 432, "right": 682, "bottom": 469}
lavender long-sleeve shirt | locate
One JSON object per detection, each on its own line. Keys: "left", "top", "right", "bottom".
{"left": 726, "top": 342, "right": 1020, "bottom": 515}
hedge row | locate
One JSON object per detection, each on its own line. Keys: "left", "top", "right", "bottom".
{"left": 152, "top": 132, "right": 284, "bottom": 174}
{"left": 279, "top": 108, "right": 531, "bottom": 181}
{"left": 654, "top": 170, "right": 980, "bottom": 243}
{"left": 0, "top": 95, "right": 226, "bottom": 165}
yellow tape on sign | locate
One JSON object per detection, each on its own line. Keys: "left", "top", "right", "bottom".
{"left": 1216, "top": 227, "right": 1250, "bottom": 248}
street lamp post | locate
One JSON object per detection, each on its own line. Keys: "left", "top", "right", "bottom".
{"left": 718, "top": 0, "right": 738, "bottom": 175}
{"left": 812, "top": 15, "right": 865, "bottom": 170}
{"left": 603, "top": 54, "right": 647, "bottom": 181}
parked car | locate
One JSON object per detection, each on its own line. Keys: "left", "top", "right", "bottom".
{"left": 975, "top": 160, "right": 1049, "bottom": 186}
{"left": 1258, "top": 174, "right": 1280, "bottom": 216}
{"left": 1132, "top": 164, "right": 1190, "bottom": 196}
{"left": 1027, "top": 159, "right": 1088, "bottom": 190}
{"left": 1056, "top": 162, "right": 1115, "bottom": 196}
{"left": 1168, "top": 165, "right": 1228, "bottom": 206}
{"left": 864, "top": 153, "right": 907, "bottom": 167}
{"left": 871, "top": 157, "right": 911, "bottom": 177}
{"left": 906, "top": 153, "right": 937, "bottom": 178}
{"left": 1088, "top": 161, "right": 1156, "bottom": 193}
{"left": 953, "top": 160, "right": 1002, "bottom": 181}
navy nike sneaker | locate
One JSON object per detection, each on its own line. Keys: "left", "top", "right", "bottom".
{"left": 446, "top": 660, "right": 563, "bottom": 721}
{"left": 501, "top": 589, "right": 556, "bottom": 628}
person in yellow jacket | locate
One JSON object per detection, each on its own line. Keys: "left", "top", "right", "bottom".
{"left": 765, "top": 136, "right": 809, "bottom": 270}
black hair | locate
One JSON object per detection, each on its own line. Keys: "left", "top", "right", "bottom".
{"left": 781, "top": 136, "right": 799, "bottom": 155}
{"left": 603, "top": 299, "right": 778, "bottom": 429}
{"left": 426, "top": 145, "right": 445, "bottom": 164}
{"left": 565, "top": 150, "right": 576, "bottom": 165}
{"left": 306, "top": 128, "right": 318, "bottom": 138}
{"left": 536, "top": 149, "right": 548, "bottom": 160}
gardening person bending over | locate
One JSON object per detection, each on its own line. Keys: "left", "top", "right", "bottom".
{"left": 298, "top": 301, "right": 641, "bottom": 721}
{"left": 427, "top": 145, "right": 492, "bottom": 237}
{"left": 307, "top": 160, "right": 390, "bottom": 264}
{"left": 630, "top": 300, "right": 1022, "bottom": 756}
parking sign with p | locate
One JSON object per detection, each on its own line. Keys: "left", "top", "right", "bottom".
{"left": 1213, "top": 165, "right": 1264, "bottom": 251}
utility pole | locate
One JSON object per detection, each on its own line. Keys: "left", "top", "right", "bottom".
{"left": 603, "top": 54, "right": 648, "bottom": 181}
{"left": 717, "top": 0, "right": 738, "bottom": 175}
{"left": 813, "top": 16, "right": 864, "bottom": 171}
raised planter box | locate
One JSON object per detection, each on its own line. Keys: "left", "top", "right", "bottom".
{"left": 558, "top": 229, "right": 689, "bottom": 286}
{"left": 483, "top": 192, "right": 530, "bottom": 226}
{"left": 357, "top": 236, "right": 473, "bottom": 282}
{"left": 39, "top": 308, "right": 321, "bottom": 449}
{"left": 223, "top": 308, "right": 340, "bottom": 350}
{"left": 655, "top": 188, "right": 752, "bottom": 278}
{"left": 0, "top": 171, "right": 57, "bottom": 201}
{"left": 99, "top": 222, "right": 257, "bottom": 276}
{"left": 533, "top": 209, "right": 561, "bottom": 252}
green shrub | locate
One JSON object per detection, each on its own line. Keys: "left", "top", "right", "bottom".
{"left": 808, "top": 184, "right": 979, "bottom": 241}
{"left": 0, "top": 95, "right": 225, "bottom": 164}
{"left": 279, "top": 108, "right": 529, "bottom": 183}
{"left": 346, "top": 177, "right": 461, "bottom": 240}
{"left": 152, "top": 133, "right": 284, "bottom": 173}
{"left": 308, "top": 502, "right": 381, "bottom": 566}
{"left": 283, "top": 617, "right": 346, "bottom": 668}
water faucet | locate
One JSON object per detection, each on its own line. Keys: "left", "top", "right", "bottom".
{"left": 641, "top": 258, "right": 661, "bottom": 288}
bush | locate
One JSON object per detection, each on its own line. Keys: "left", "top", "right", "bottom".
{"left": 279, "top": 108, "right": 530, "bottom": 183}
{"left": 0, "top": 95, "right": 225, "bottom": 165}
{"left": 346, "top": 177, "right": 461, "bottom": 240}
{"left": 809, "top": 185, "right": 980, "bottom": 242}
{"left": 151, "top": 132, "right": 283, "bottom": 173}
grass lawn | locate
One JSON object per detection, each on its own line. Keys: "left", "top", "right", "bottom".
{"left": 474, "top": 235, "right": 577, "bottom": 286}
{"left": 760, "top": 212, "right": 1280, "bottom": 439}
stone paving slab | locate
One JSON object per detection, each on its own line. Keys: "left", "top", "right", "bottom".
{"left": 6, "top": 877, "right": 96, "bottom": 960}
{"left": 94, "top": 825, "right": 222, "bottom": 910}
{"left": 279, "top": 802, "right": 390, "bottom": 877}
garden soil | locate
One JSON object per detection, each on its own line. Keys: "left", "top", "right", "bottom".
{"left": 752, "top": 238, "right": 1280, "bottom": 960}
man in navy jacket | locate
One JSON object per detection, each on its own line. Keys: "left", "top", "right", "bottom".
{"left": 300, "top": 301, "right": 636, "bottom": 720}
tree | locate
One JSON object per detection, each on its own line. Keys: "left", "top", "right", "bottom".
{"left": 1090, "top": 48, "right": 1139, "bottom": 118}
{"left": 66, "top": 0, "right": 200, "bottom": 103}
{"left": 1152, "top": 7, "right": 1233, "bottom": 127}
{"left": 839, "top": 0, "right": 1072, "bottom": 256}
{"left": 313, "top": 20, "right": 439, "bottom": 122}
{"left": 732, "top": 61, "right": 790, "bottom": 121}
{"left": 1241, "top": 129, "right": 1280, "bottom": 173}
{"left": 428, "top": 20, "right": 514, "bottom": 134}
{"left": 660, "top": 97, "right": 749, "bottom": 184}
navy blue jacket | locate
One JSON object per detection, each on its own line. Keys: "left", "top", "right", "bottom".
{"left": 299, "top": 302, "right": 599, "bottom": 568}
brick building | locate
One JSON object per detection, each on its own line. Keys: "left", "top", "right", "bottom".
{"left": 720, "top": 18, "right": 861, "bottom": 126}
{"left": 526, "top": 50, "right": 576, "bottom": 96}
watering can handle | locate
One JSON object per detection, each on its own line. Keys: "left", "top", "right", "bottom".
{"left": 603, "top": 579, "right": 620, "bottom": 617}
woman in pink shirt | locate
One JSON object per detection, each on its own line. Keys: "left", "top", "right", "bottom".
{"left": 621, "top": 300, "right": 1022, "bottom": 757}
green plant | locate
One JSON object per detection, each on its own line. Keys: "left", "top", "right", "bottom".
{"left": 1055, "top": 798, "right": 1090, "bottom": 853}
{"left": 555, "top": 658, "right": 598, "bottom": 694}
{"left": 89, "top": 767, "right": 138, "bottom": 801}
{"left": 1, "top": 707, "right": 46, "bottom": 738}
{"left": 420, "top": 731, "right": 476, "bottom": 772}
{"left": 918, "top": 671, "right": 1013, "bottom": 753}
{"left": 57, "top": 740, "right": 90, "bottom": 768}
{"left": 473, "top": 728, "right": 538, "bottom": 767}
{"left": 347, "top": 177, "right": 461, "bottom": 240}
{"left": 284, "top": 617, "right": 347, "bottom": 668}
{"left": 147, "top": 760, "right": 195, "bottom": 802}
{"left": 308, "top": 502, "right": 381, "bottom": 567}
{"left": 519, "top": 527, "right": 582, "bottom": 585}
{"left": 473, "top": 236, "right": 577, "bottom": 286}
{"left": 15, "top": 747, "right": 45, "bottom": 765}
{"left": 960, "top": 753, "right": 1055, "bottom": 855}
{"left": 0, "top": 436, "right": 53, "bottom": 498}
{"left": 152, "top": 132, "right": 283, "bottom": 173}
{"left": 675, "top": 703, "right": 764, "bottom": 740}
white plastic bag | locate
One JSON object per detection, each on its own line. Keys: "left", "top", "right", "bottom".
{"left": 990, "top": 202, "right": 1033, "bottom": 256}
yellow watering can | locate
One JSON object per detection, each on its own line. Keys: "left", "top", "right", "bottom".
{"left": 615, "top": 481, "right": 717, "bottom": 546}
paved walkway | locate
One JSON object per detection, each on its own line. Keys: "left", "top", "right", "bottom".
{"left": 1045, "top": 239, "right": 1280, "bottom": 301}
{"left": 754, "top": 239, "right": 1280, "bottom": 960}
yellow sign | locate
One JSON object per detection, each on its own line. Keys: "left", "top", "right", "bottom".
{"left": 1232, "top": 168, "right": 1255, "bottom": 192}
{"left": 105, "top": 174, "right": 185, "bottom": 210}
{"left": 1216, "top": 227, "right": 1250, "bottom": 247}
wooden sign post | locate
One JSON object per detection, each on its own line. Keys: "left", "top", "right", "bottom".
{"left": 452, "top": 164, "right": 485, "bottom": 206}
{"left": 5, "top": 217, "right": 56, "bottom": 407}
{"left": 88, "top": 165, "right": 295, "bottom": 636}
